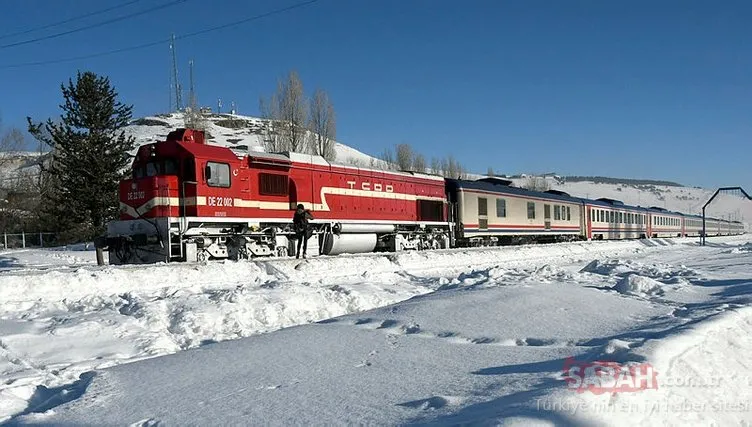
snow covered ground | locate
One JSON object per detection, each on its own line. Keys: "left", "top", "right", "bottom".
{"left": 1, "top": 235, "right": 751, "bottom": 425}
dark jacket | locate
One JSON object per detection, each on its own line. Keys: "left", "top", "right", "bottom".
{"left": 293, "top": 209, "right": 314, "bottom": 235}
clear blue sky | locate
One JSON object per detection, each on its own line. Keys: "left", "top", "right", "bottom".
{"left": 0, "top": 0, "right": 750, "bottom": 188}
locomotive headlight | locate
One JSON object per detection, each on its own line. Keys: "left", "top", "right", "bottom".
{"left": 131, "top": 183, "right": 137, "bottom": 190}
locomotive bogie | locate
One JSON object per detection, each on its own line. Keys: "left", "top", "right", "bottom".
{"left": 104, "top": 218, "right": 172, "bottom": 265}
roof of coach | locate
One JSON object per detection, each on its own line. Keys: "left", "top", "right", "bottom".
{"left": 446, "top": 178, "right": 582, "bottom": 203}
{"left": 578, "top": 197, "right": 646, "bottom": 212}
{"left": 645, "top": 206, "right": 687, "bottom": 217}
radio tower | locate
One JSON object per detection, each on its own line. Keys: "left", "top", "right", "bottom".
{"left": 170, "top": 34, "right": 182, "bottom": 111}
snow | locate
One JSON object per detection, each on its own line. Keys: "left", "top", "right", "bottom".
{"left": 1, "top": 235, "right": 751, "bottom": 425}
{"left": 613, "top": 274, "right": 666, "bottom": 296}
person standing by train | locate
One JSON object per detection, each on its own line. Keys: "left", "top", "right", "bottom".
{"left": 293, "top": 204, "right": 314, "bottom": 258}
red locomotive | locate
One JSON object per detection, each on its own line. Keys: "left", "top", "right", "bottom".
{"left": 103, "top": 128, "right": 451, "bottom": 264}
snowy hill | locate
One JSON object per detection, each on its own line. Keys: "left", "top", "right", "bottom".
{"left": 126, "top": 112, "right": 378, "bottom": 167}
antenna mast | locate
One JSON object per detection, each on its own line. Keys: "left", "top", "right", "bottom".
{"left": 189, "top": 59, "right": 195, "bottom": 110}
{"left": 170, "top": 33, "right": 182, "bottom": 111}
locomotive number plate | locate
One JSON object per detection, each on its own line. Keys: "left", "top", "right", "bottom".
{"left": 127, "top": 191, "right": 145, "bottom": 200}
{"left": 208, "top": 196, "right": 233, "bottom": 207}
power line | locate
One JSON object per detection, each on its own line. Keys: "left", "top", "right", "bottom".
{"left": 0, "top": 0, "right": 188, "bottom": 50}
{"left": 0, "top": 0, "right": 320, "bottom": 69}
{"left": 0, "top": 0, "right": 143, "bottom": 41}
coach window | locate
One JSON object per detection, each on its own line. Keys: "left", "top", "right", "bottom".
{"left": 554, "top": 205, "right": 561, "bottom": 220}
{"left": 527, "top": 202, "right": 535, "bottom": 219}
{"left": 496, "top": 198, "right": 506, "bottom": 218}
{"left": 566, "top": 206, "right": 571, "bottom": 220}
{"left": 205, "top": 162, "right": 230, "bottom": 187}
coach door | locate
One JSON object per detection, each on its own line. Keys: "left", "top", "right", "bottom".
{"left": 477, "top": 197, "right": 488, "bottom": 230}
{"left": 544, "top": 204, "right": 551, "bottom": 230}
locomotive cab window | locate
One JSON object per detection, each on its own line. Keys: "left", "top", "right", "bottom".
{"left": 205, "top": 162, "right": 231, "bottom": 188}
{"left": 133, "top": 158, "right": 178, "bottom": 179}
{"left": 259, "top": 173, "right": 289, "bottom": 196}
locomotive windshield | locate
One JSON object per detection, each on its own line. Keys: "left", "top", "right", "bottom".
{"left": 133, "top": 158, "right": 179, "bottom": 179}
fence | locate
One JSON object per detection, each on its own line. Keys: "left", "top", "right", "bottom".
{"left": 1, "top": 232, "right": 58, "bottom": 249}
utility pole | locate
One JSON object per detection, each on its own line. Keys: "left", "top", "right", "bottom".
{"left": 170, "top": 33, "right": 182, "bottom": 111}
{"left": 188, "top": 59, "right": 196, "bottom": 110}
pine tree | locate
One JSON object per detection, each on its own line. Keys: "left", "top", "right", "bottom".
{"left": 27, "top": 71, "right": 135, "bottom": 241}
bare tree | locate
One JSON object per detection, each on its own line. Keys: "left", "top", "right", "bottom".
{"left": 278, "top": 71, "right": 308, "bottom": 152}
{"left": 447, "top": 155, "right": 461, "bottom": 179}
{"left": 395, "top": 143, "right": 413, "bottom": 170}
{"left": 440, "top": 157, "right": 449, "bottom": 177}
{"left": 487, "top": 166, "right": 494, "bottom": 177}
{"left": 412, "top": 153, "right": 426, "bottom": 173}
{"left": 308, "top": 88, "right": 336, "bottom": 161}
{"left": 184, "top": 107, "right": 209, "bottom": 133}
{"left": 430, "top": 157, "right": 441, "bottom": 175}
{"left": 522, "top": 176, "right": 551, "bottom": 192}
{"left": 259, "top": 96, "right": 285, "bottom": 152}
{"left": 259, "top": 71, "right": 309, "bottom": 153}
{"left": 379, "top": 147, "right": 395, "bottom": 170}
{"left": 0, "top": 117, "right": 26, "bottom": 170}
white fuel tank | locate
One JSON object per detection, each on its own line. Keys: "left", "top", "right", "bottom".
{"left": 320, "top": 232, "right": 377, "bottom": 255}
{"left": 334, "top": 223, "right": 396, "bottom": 233}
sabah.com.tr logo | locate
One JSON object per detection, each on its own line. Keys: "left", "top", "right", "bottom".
{"left": 563, "top": 357, "right": 658, "bottom": 394}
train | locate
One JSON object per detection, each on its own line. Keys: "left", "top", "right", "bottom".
{"left": 96, "top": 128, "right": 745, "bottom": 265}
